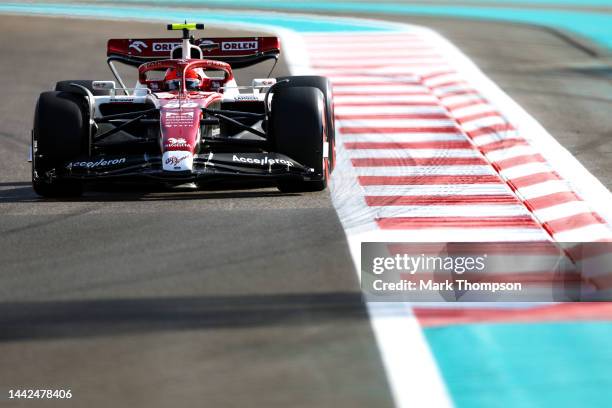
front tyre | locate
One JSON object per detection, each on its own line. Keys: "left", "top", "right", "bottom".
{"left": 270, "top": 86, "right": 329, "bottom": 193}
{"left": 32, "top": 91, "right": 87, "bottom": 197}
{"left": 276, "top": 76, "right": 335, "bottom": 172}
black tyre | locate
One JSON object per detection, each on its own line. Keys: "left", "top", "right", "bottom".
{"left": 276, "top": 76, "right": 335, "bottom": 172}
{"left": 32, "top": 91, "right": 88, "bottom": 197}
{"left": 270, "top": 86, "right": 328, "bottom": 192}
{"left": 55, "top": 80, "right": 111, "bottom": 96}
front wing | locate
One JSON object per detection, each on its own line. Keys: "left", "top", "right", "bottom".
{"left": 49, "top": 152, "right": 317, "bottom": 184}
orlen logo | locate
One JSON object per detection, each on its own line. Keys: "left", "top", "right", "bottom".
{"left": 153, "top": 42, "right": 181, "bottom": 52}
{"left": 221, "top": 41, "right": 258, "bottom": 52}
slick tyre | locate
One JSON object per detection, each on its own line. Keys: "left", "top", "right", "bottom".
{"left": 55, "top": 80, "right": 111, "bottom": 96}
{"left": 276, "top": 75, "right": 335, "bottom": 172}
{"left": 270, "top": 86, "right": 329, "bottom": 193}
{"left": 32, "top": 91, "right": 87, "bottom": 197}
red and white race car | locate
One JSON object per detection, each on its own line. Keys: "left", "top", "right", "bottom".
{"left": 31, "top": 23, "right": 335, "bottom": 197}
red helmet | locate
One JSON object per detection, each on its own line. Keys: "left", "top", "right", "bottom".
{"left": 164, "top": 68, "right": 202, "bottom": 91}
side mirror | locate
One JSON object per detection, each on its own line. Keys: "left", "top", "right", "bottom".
{"left": 92, "top": 81, "right": 116, "bottom": 91}
{"left": 252, "top": 78, "right": 276, "bottom": 94}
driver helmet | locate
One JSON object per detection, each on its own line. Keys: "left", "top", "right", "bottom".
{"left": 164, "top": 68, "right": 202, "bottom": 91}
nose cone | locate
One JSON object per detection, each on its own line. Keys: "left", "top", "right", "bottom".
{"left": 160, "top": 106, "right": 201, "bottom": 172}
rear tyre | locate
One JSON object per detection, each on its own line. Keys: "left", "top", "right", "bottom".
{"left": 55, "top": 80, "right": 111, "bottom": 96}
{"left": 270, "top": 86, "right": 328, "bottom": 193}
{"left": 32, "top": 91, "right": 87, "bottom": 197}
{"left": 276, "top": 76, "right": 335, "bottom": 172}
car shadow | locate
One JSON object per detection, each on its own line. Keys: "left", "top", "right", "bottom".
{"left": 0, "top": 181, "right": 32, "bottom": 187}
{"left": 0, "top": 181, "right": 299, "bottom": 203}
{"left": 0, "top": 292, "right": 373, "bottom": 342}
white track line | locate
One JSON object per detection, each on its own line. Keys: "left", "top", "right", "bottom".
{"left": 361, "top": 184, "right": 513, "bottom": 195}
{"left": 534, "top": 201, "right": 595, "bottom": 222}
{"left": 335, "top": 94, "right": 439, "bottom": 104}
{"left": 333, "top": 85, "right": 430, "bottom": 93}
{"left": 500, "top": 163, "right": 554, "bottom": 179}
{"left": 337, "top": 118, "right": 458, "bottom": 127}
{"left": 374, "top": 204, "right": 529, "bottom": 218}
{"left": 345, "top": 149, "right": 481, "bottom": 158}
{"left": 340, "top": 133, "right": 468, "bottom": 143}
{"left": 516, "top": 180, "right": 574, "bottom": 199}
{"left": 353, "top": 165, "right": 496, "bottom": 176}
{"left": 335, "top": 106, "right": 447, "bottom": 115}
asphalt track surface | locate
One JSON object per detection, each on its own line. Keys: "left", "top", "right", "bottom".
{"left": 0, "top": 16, "right": 393, "bottom": 408}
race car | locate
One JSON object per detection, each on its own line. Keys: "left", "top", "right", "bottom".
{"left": 31, "top": 22, "right": 335, "bottom": 197}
